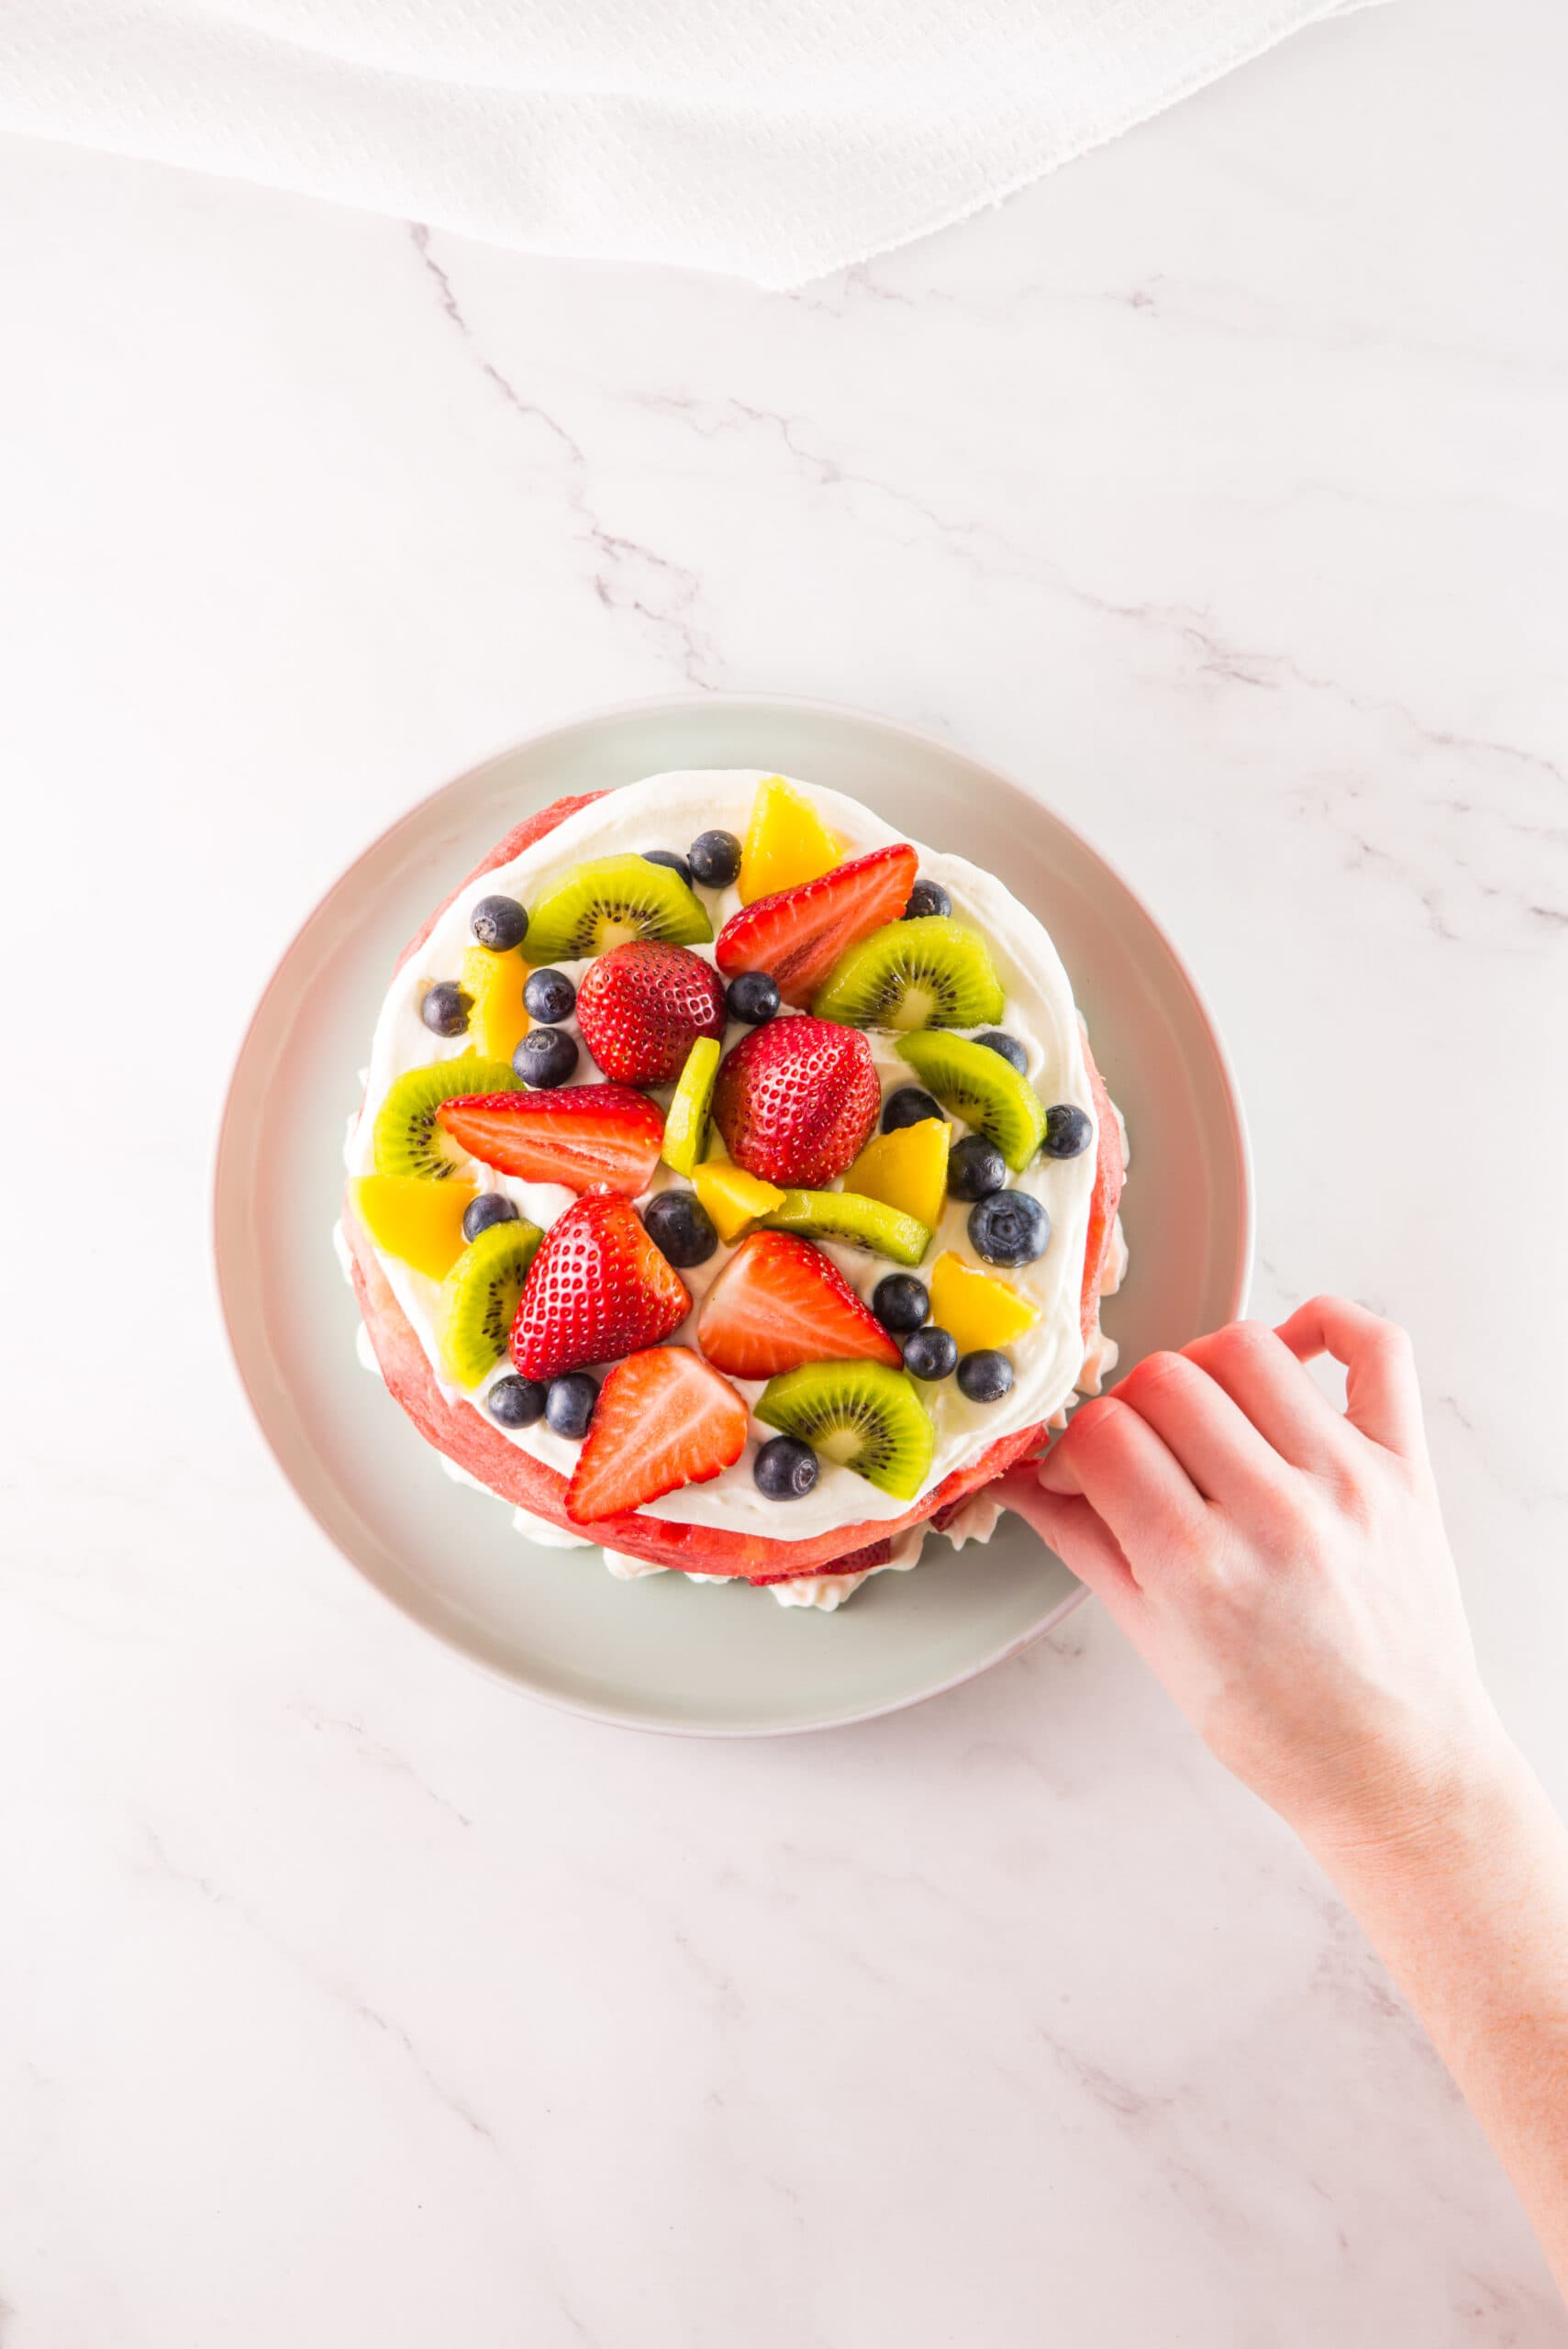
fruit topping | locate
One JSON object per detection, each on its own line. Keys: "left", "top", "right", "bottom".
{"left": 471, "top": 894, "right": 528, "bottom": 952}
{"left": 976, "top": 1030, "right": 1028, "bottom": 1074}
{"left": 641, "top": 1188, "right": 718, "bottom": 1269}
{"left": 755, "top": 1360, "right": 934, "bottom": 1501}
{"left": 759, "top": 1188, "right": 929, "bottom": 1267}
{"left": 881, "top": 1085, "right": 944, "bottom": 1134}
{"left": 844, "top": 1118, "right": 951, "bottom": 1231}
{"left": 967, "top": 1190, "right": 1051, "bottom": 1268}
{"left": 374, "top": 1057, "right": 520, "bottom": 1181}
{"left": 661, "top": 1037, "right": 722, "bottom": 1176}
{"left": 903, "top": 878, "right": 952, "bottom": 920}
{"left": 895, "top": 1031, "right": 1047, "bottom": 1170}
{"left": 717, "top": 842, "right": 917, "bottom": 1008}
{"left": 753, "top": 1435, "right": 818, "bottom": 1500}
{"left": 565, "top": 1346, "right": 749, "bottom": 1522}
{"left": 438, "top": 1219, "right": 543, "bottom": 1387}
{"left": 696, "top": 1231, "right": 902, "bottom": 1379}
{"left": 421, "top": 981, "right": 471, "bottom": 1038}
{"left": 689, "top": 829, "right": 743, "bottom": 889}
{"left": 738, "top": 775, "right": 841, "bottom": 904}
{"left": 691, "top": 1157, "right": 786, "bottom": 1243}
{"left": 1043, "top": 1102, "right": 1095, "bottom": 1158}
{"left": 546, "top": 1372, "right": 599, "bottom": 1440}
{"left": 523, "top": 967, "right": 576, "bottom": 1024}
{"left": 902, "top": 1326, "right": 958, "bottom": 1382}
{"left": 712, "top": 1017, "right": 880, "bottom": 1187}
{"left": 812, "top": 915, "right": 1005, "bottom": 1031}
{"left": 929, "top": 1250, "right": 1040, "bottom": 1353}
{"left": 510, "top": 1192, "right": 692, "bottom": 1380}
{"left": 644, "top": 848, "right": 693, "bottom": 885}
{"left": 524, "top": 853, "right": 712, "bottom": 962}
{"left": 461, "top": 943, "right": 529, "bottom": 1062}
{"left": 514, "top": 1028, "right": 580, "bottom": 1089}
{"left": 487, "top": 1373, "right": 547, "bottom": 1428}
{"left": 352, "top": 1173, "right": 476, "bottom": 1280}
{"left": 462, "top": 1191, "right": 519, "bottom": 1242}
{"left": 872, "top": 1273, "right": 930, "bottom": 1333}
{"left": 725, "top": 970, "right": 781, "bottom": 1027}
{"left": 946, "top": 1134, "right": 1007, "bottom": 1202}
{"left": 437, "top": 1085, "right": 662, "bottom": 1196}
{"left": 575, "top": 940, "right": 727, "bottom": 1086}
{"left": 957, "top": 1350, "right": 1014, "bottom": 1404}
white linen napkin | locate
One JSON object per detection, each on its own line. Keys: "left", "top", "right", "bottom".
{"left": 0, "top": 0, "right": 1380, "bottom": 287}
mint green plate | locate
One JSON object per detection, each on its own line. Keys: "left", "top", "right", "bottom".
{"left": 214, "top": 696, "right": 1251, "bottom": 1735}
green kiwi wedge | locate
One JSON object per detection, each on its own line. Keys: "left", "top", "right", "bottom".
{"left": 662, "top": 1036, "right": 722, "bottom": 1176}
{"left": 895, "top": 1031, "right": 1046, "bottom": 1171}
{"left": 812, "top": 916, "right": 1005, "bottom": 1030}
{"left": 438, "top": 1219, "right": 542, "bottom": 1387}
{"left": 373, "top": 1056, "right": 521, "bottom": 1181}
{"left": 760, "top": 1188, "right": 930, "bottom": 1266}
{"left": 755, "top": 1361, "right": 934, "bottom": 1501}
{"left": 525, "top": 855, "right": 713, "bottom": 962}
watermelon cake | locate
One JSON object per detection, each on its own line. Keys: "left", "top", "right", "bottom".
{"left": 338, "top": 771, "right": 1128, "bottom": 1610}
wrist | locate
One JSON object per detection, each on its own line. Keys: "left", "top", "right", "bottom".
{"left": 1295, "top": 1708, "right": 1529, "bottom": 1883}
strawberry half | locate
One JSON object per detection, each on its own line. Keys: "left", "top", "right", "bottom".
{"left": 712, "top": 1017, "right": 880, "bottom": 1188}
{"left": 438, "top": 1085, "right": 662, "bottom": 1197}
{"left": 575, "top": 941, "right": 727, "bottom": 1085}
{"left": 715, "top": 842, "right": 918, "bottom": 1008}
{"left": 696, "top": 1231, "right": 901, "bottom": 1379}
{"left": 511, "top": 1192, "right": 691, "bottom": 1379}
{"left": 565, "top": 1345, "right": 749, "bottom": 1522}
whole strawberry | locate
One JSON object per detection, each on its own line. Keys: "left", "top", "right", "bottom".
{"left": 575, "top": 941, "right": 727, "bottom": 1086}
{"left": 712, "top": 1016, "right": 880, "bottom": 1188}
{"left": 511, "top": 1192, "right": 692, "bottom": 1380}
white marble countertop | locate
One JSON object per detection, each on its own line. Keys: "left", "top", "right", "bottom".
{"left": 6, "top": 0, "right": 1568, "bottom": 2338}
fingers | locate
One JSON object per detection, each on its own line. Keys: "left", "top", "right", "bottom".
{"left": 1034, "top": 1395, "right": 1209, "bottom": 1572}
{"left": 1108, "top": 1347, "right": 1294, "bottom": 1512}
{"left": 1182, "top": 1319, "right": 1356, "bottom": 1476}
{"left": 1274, "top": 1295, "right": 1427, "bottom": 1461}
{"left": 996, "top": 1471, "right": 1145, "bottom": 1633}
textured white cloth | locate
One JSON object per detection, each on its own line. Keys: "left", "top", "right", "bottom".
{"left": 0, "top": 0, "right": 1378, "bottom": 286}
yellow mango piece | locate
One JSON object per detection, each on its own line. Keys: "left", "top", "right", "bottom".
{"left": 929, "top": 1250, "right": 1040, "bottom": 1356}
{"left": 461, "top": 944, "right": 530, "bottom": 1063}
{"left": 845, "top": 1119, "right": 951, "bottom": 1231}
{"left": 739, "top": 775, "right": 840, "bottom": 905}
{"left": 693, "top": 1157, "right": 786, "bottom": 1243}
{"left": 352, "top": 1173, "right": 477, "bottom": 1281}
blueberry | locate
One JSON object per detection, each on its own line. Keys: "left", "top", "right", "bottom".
{"left": 903, "top": 1326, "right": 959, "bottom": 1382}
{"left": 873, "top": 1274, "right": 930, "bottom": 1333}
{"left": 641, "top": 1189, "right": 718, "bottom": 1268}
{"left": 689, "top": 829, "right": 743, "bottom": 889}
{"left": 470, "top": 894, "right": 528, "bottom": 952}
{"left": 515, "top": 1027, "right": 579, "bottom": 1088}
{"left": 523, "top": 967, "right": 576, "bottom": 1024}
{"left": 976, "top": 1030, "right": 1028, "bottom": 1075}
{"left": 725, "top": 970, "right": 781, "bottom": 1026}
{"left": 487, "top": 1374, "right": 547, "bottom": 1428}
{"left": 1042, "top": 1103, "right": 1095, "bottom": 1159}
{"left": 968, "top": 1190, "right": 1050, "bottom": 1267}
{"left": 753, "top": 1435, "right": 819, "bottom": 1500}
{"left": 421, "top": 982, "right": 471, "bottom": 1038}
{"left": 904, "top": 879, "right": 952, "bottom": 920}
{"left": 644, "top": 849, "right": 693, "bottom": 887}
{"left": 947, "top": 1134, "right": 1006, "bottom": 1202}
{"left": 957, "top": 1349, "right": 1014, "bottom": 1404}
{"left": 462, "top": 1192, "right": 520, "bottom": 1243}
{"left": 881, "top": 1085, "right": 944, "bottom": 1134}
{"left": 545, "top": 1372, "right": 599, "bottom": 1440}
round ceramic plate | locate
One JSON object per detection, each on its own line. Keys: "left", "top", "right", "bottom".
{"left": 215, "top": 697, "right": 1251, "bottom": 1735}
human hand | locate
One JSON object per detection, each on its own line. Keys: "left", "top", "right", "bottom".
{"left": 1001, "top": 1299, "right": 1507, "bottom": 1857}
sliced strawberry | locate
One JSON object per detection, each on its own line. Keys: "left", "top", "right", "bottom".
{"left": 438, "top": 1085, "right": 662, "bottom": 1197}
{"left": 565, "top": 1345, "right": 750, "bottom": 1522}
{"left": 696, "top": 1231, "right": 901, "bottom": 1378}
{"left": 511, "top": 1192, "right": 691, "bottom": 1379}
{"left": 711, "top": 1016, "right": 880, "bottom": 1188}
{"left": 575, "top": 941, "right": 728, "bottom": 1086}
{"left": 1079, "top": 1028, "right": 1127, "bottom": 1341}
{"left": 715, "top": 843, "right": 918, "bottom": 1008}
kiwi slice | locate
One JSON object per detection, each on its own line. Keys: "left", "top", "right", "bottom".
{"left": 662, "top": 1036, "right": 721, "bottom": 1176}
{"left": 761, "top": 1188, "right": 930, "bottom": 1267}
{"left": 438, "top": 1219, "right": 542, "bottom": 1387}
{"left": 895, "top": 1031, "right": 1046, "bottom": 1171}
{"left": 525, "top": 855, "right": 713, "bottom": 963}
{"left": 756, "top": 1361, "right": 934, "bottom": 1501}
{"left": 373, "top": 1056, "right": 521, "bottom": 1181}
{"left": 812, "top": 917, "right": 1005, "bottom": 1031}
